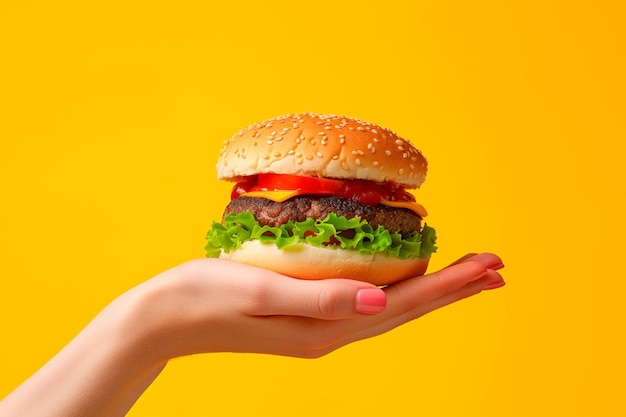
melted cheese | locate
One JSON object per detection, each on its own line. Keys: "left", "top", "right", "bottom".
{"left": 240, "top": 191, "right": 428, "bottom": 217}
{"left": 379, "top": 199, "right": 428, "bottom": 217}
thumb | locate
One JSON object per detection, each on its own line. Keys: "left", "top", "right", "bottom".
{"left": 255, "top": 277, "right": 387, "bottom": 319}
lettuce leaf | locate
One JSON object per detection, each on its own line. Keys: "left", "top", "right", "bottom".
{"left": 205, "top": 211, "right": 437, "bottom": 260}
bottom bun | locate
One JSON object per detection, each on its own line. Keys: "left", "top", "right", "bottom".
{"left": 219, "top": 240, "right": 430, "bottom": 286}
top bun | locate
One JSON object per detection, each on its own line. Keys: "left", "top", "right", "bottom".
{"left": 217, "top": 113, "right": 428, "bottom": 188}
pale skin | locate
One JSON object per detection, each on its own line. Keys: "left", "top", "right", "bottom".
{"left": 0, "top": 252, "right": 505, "bottom": 417}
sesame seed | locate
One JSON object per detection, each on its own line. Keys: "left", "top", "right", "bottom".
{"left": 339, "top": 134, "right": 345, "bottom": 139}
{"left": 253, "top": 131, "right": 260, "bottom": 138}
{"left": 373, "top": 161, "right": 379, "bottom": 166}
{"left": 262, "top": 154, "right": 269, "bottom": 160}
{"left": 292, "top": 123, "right": 299, "bottom": 128}
{"left": 325, "top": 126, "right": 331, "bottom": 130}
{"left": 317, "top": 151, "right": 323, "bottom": 158}
{"left": 273, "top": 152, "right": 281, "bottom": 157}
{"left": 310, "top": 139, "right": 316, "bottom": 145}
{"left": 318, "top": 131, "right": 325, "bottom": 135}
{"left": 267, "top": 140, "right": 273, "bottom": 145}
{"left": 367, "top": 143, "right": 373, "bottom": 149}
{"left": 398, "top": 146, "right": 405, "bottom": 152}
{"left": 288, "top": 150, "right": 295, "bottom": 155}
{"left": 271, "top": 131, "right": 277, "bottom": 136}
{"left": 403, "top": 152, "right": 408, "bottom": 158}
{"left": 332, "top": 155, "right": 340, "bottom": 160}
{"left": 296, "top": 138, "right": 301, "bottom": 144}
{"left": 295, "top": 152, "right": 302, "bottom": 157}
{"left": 355, "top": 158, "right": 361, "bottom": 166}
{"left": 409, "top": 164, "right": 415, "bottom": 169}
{"left": 370, "top": 147, "right": 376, "bottom": 154}
{"left": 371, "top": 129, "right": 378, "bottom": 134}
{"left": 340, "top": 138, "right": 345, "bottom": 144}
{"left": 395, "top": 139, "right": 403, "bottom": 145}
{"left": 385, "top": 150, "right": 392, "bottom": 156}
{"left": 297, "top": 159, "right": 303, "bottom": 165}
{"left": 341, "top": 161, "right": 349, "bottom": 170}
{"left": 398, "top": 168, "right": 404, "bottom": 175}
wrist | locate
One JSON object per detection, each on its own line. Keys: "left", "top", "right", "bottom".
{"left": 116, "top": 262, "right": 215, "bottom": 364}
{"left": 109, "top": 281, "right": 173, "bottom": 368}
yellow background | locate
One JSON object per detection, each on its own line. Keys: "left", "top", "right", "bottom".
{"left": 1, "top": 1, "right": 624, "bottom": 416}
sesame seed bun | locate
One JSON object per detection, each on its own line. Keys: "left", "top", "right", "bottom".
{"left": 217, "top": 112, "right": 428, "bottom": 188}
{"left": 209, "top": 113, "right": 435, "bottom": 285}
{"left": 219, "top": 240, "right": 430, "bottom": 286}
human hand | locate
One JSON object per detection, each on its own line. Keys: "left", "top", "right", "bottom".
{"left": 125, "top": 253, "right": 505, "bottom": 363}
{"left": 0, "top": 253, "right": 504, "bottom": 417}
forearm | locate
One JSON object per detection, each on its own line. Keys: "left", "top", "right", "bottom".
{"left": 0, "top": 292, "right": 166, "bottom": 417}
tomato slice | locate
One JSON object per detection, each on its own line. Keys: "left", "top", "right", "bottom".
{"left": 231, "top": 174, "right": 415, "bottom": 206}
{"left": 254, "top": 173, "right": 341, "bottom": 195}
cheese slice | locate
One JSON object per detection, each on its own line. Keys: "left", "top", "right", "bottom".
{"left": 240, "top": 190, "right": 428, "bottom": 217}
{"left": 241, "top": 190, "right": 300, "bottom": 202}
{"left": 379, "top": 199, "right": 428, "bottom": 217}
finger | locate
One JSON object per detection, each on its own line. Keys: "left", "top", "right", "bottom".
{"left": 248, "top": 275, "right": 387, "bottom": 320}
{"left": 401, "top": 269, "right": 505, "bottom": 322}
{"left": 448, "top": 252, "right": 504, "bottom": 269}
{"left": 384, "top": 261, "right": 489, "bottom": 313}
{"left": 331, "top": 270, "right": 505, "bottom": 348}
{"left": 302, "top": 262, "right": 493, "bottom": 348}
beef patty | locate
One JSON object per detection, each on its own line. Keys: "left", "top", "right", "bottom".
{"left": 223, "top": 195, "right": 422, "bottom": 237}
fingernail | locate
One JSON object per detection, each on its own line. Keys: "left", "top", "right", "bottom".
{"left": 483, "top": 280, "right": 506, "bottom": 290}
{"left": 356, "top": 288, "right": 387, "bottom": 314}
{"left": 489, "top": 262, "right": 505, "bottom": 271}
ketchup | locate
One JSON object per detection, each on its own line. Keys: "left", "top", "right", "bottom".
{"left": 230, "top": 174, "right": 415, "bottom": 206}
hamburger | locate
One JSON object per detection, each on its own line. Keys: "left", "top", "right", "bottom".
{"left": 205, "top": 113, "right": 437, "bottom": 285}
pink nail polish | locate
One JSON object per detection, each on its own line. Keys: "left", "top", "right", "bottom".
{"left": 489, "top": 262, "right": 505, "bottom": 271}
{"left": 356, "top": 288, "right": 387, "bottom": 314}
